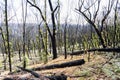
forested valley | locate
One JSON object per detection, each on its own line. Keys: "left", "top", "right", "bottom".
{"left": 0, "top": 0, "right": 120, "bottom": 80}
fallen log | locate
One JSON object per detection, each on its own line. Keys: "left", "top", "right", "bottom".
{"left": 17, "top": 66, "right": 41, "bottom": 78}
{"left": 33, "top": 59, "right": 85, "bottom": 71}
{"left": 5, "top": 58, "right": 85, "bottom": 80}
{"left": 70, "top": 48, "right": 120, "bottom": 55}
{"left": 17, "top": 66, "right": 67, "bottom": 80}
{"left": 5, "top": 59, "right": 84, "bottom": 80}
{"left": 14, "top": 59, "right": 84, "bottom": 80}
{"left": 3, "top": 78, "right": 13, "bottom": 80}
{"left": 46, "top": 74, "right": 67, "bottom": 80}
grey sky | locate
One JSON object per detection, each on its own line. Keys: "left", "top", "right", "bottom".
{"left": 0, "top": 0, "right": 119, "bottom": 24}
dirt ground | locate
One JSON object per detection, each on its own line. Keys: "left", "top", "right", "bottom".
{"left": 1, "top": 52, "right": 120, "bottom": 80}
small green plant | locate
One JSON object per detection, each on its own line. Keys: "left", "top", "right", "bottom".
{"left": 42, "top": 52, "right": 48, "bottom": 64}
{"left": 115, "top": 69, "right": 120, "bottom": 73}
{"left": 75, "top": 70, "right": 92, "bottom": 77}
{"left": 0, "top": 60, "right": 3, "bottom": 68}
{"left": 22, "top": 54, "right": 30, "bottom": 67}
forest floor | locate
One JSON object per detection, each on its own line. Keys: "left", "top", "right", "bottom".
{"left": 0, "top": 52, "right": 120, "bottom": 80}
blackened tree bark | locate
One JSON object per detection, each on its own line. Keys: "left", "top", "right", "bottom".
{"left": 5, "top": 0, "right": 12, "bottom": 72}
{"left": 32, "top": 59, "right": 85, "bottom": 71}
{"left": 22, "top": 0, "right": 28, "bottom": 68}
{"left": 76, "top": 0, "right": 114, "bottom": 48}
{"left": 69, "top": 47, "right": 120, "bottom": 55}
{"left": 18, "top": 45, "right": 22, "bottom": 61}
{"left": 64, "top": 19, "right": 67, "bottom": 59}
{"left": 48, "top": 0, "right": 57, "bottom": 59}
{"left": 17, "top": 66, "right": 67, "bottom": 80}
{"left": 27, "top": 0, "right": 59, "bottom": 59}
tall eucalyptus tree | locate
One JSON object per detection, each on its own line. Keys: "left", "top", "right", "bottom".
{"left": 27, "top": 0, "right": 59, "bottom": 59}
{"left": 5, "top": 0, "right": 12, "bottom": 72}
{"left": 22, "top": 0, "right": 28, "bottom": 68}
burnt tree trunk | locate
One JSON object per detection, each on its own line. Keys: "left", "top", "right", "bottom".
{"left": 27, "top": 0, "right": 58, "bottom": 59}
{"left": 51, "top": 37, "right": 57, "bottom": 59}
{"left": 33, "top": 59, "right": 85, "bottom": 71}
{"left": 17, "top": 66, "right": 67, "bottom": 80}
{"left": 70, "top": 48, "right": 120, "bottom": 55}
{"left": 5, "top": 0, "right": 12, "bottom": 72}
{"left": 64, "top": 22, "right": 67, "bottom": 59}
{"left": 48, "top": 0, "right": 57, "bottom": 59}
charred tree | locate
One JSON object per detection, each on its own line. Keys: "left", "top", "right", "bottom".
{"left": 76, "top": 0, "right": 114, "bottom": 48}
{"left": 70, "top": 48, "right": 120, "bottom": 55}
{"left": 5, "top": 0, "right": 12, "bottom": 72}
{"left": 27, "top": 0, "right": 59, "bottom": 59}
{"left": 32, "top": 59, "right": 85, "bottom": 71}
{"left": 17, "top": 66, "right": 67, "bottom": 80}
{"left": 22, "top": 0, "right": 28, "bottom": 68}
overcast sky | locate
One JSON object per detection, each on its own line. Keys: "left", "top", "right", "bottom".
{"left": 10, "top": 0, "right": 80, "bottom": 24}
{"left": 0, "top": 0, "right": 119, "bottom": 24}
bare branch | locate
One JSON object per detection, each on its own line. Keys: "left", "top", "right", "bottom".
{"left": 53, "top": 5, "right": 60, "bottom": 14}
{"left": 27, "top": 0, "right": 53, "bottom": 39}
{"left": 101, "top": 0, "right": 115, "bottom": 31}
{"left": 76, "top": 0, "right": 107, "bottom": 48}
{"left": 75, "top": 8, "right": 97, "bottom": 30}
{"left": 48, "top": 0, "right": 53, "bottom": 11}
{"left": 88, "top": 10, "right": 92, "bottom": 20}
{"left": 17, "top": 66, "right": 41, "bottom": 78}
{"left": 93, "top": 0, "right": 101, "bottom": 22}
{"left": 8, "top": 14, "right": 16, "bottom": 21}
{"left": 83, "top": 0, "right": 98, "bottom": 12}
{"left": 78, "top": 0, "right": 84, "bottom": 11}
